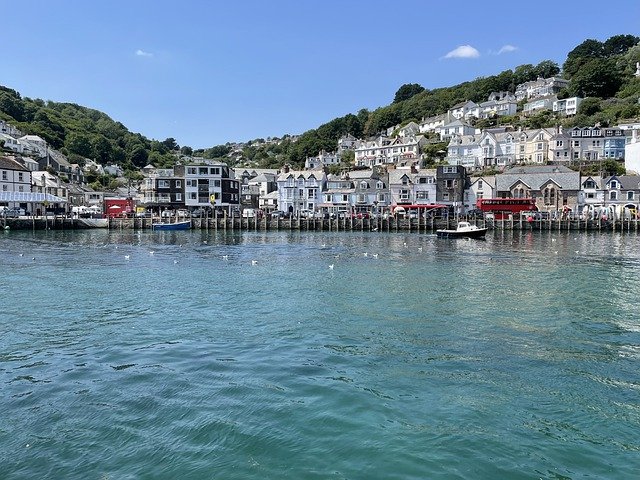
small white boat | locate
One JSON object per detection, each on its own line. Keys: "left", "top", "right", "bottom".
{"left": 436, "top": 221, "right": 488, "bottom": 239}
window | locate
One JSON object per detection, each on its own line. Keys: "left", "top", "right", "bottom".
{"left": 376, "top": 181, "right": 384, "bottom": 189}
{"left": 199, "top": 167, "right": 208, "bottom": 175}
{"left": 342, "top": 194, "right": 348, "bottom": 202}
{"left": 399, "top": 189, "right": 410, "bottom": 200}
{"left": 211, "top": 168, "right": 220, "bottom": 175}
{"left": 586, "top": 193, "right": 594, "bottom": 199}
{"left": 478, "top": 180, "right": 483, "bottom": 189}
{"left": 2, "top": 185, "right": 6, "bottom": 191}
{"left": 443, "top": 193, "right": 450, "bottom": 201}
{"left": 158, "top": 180, "right": 170, "bottom": 188}
{"left": 610, "top": 181, "right": 618, "bottom": 189}
{"left": 537, "top": 143, "right": 543, "bottom": 150}
{"left": 443, "top": 166, "right": 456, "bottom": 174}
{"left": 189, "top": 192, "right": 197, "bottom": 200}
{"left": 377, "top": 193, "right": 385, "bottom": 202}
{"left": 324, "top": 194, "right": 331, "bottom": 203}
{"left": 18, "top": 186, "right": 24, "bottom": 192}
{"left": 445, "top": 180, "right": 454, "bottom": 188}
{"left": 175, "top": 193, "right": 182, "bottom": 201}
{"left": 18, "top": 173, "right": 23, "bottom": 181}
{"left": 584, "top": 180, "right": 596, "bottom": 189}
{"left": 543, "top": 187, "right": 556, "bottom": 206}
{"left": 573, "top": 140, "right": 580, "bottom": 147}
{"left": 188, "top": 168, "right": 197, "bottom": 175}
{"left": 214, "top": 180, "right": 221, "bottom": 187}
{"left": 357, "top": 194, "right": 366, "bottom": 203}
{"left": 308, "top": 189, "right": 317, "bottom": 199}
{"left": 360, "top": 181, "right": 368, "bottom": 189}
{"left": 176, "top": 180, "right": 181, "bottom": 188}
{"left": 416, "top": 191, "right": 429, "bottom": 199}
{"left": 1, "top": 171, "right": 6, "bottom": 180}
{"left": 556, "top": 141, "right": 563, "bottom": 147}
{"left": 627, "top": 191, "right": 634, "bottom": 201}
{"left": 402, "top": 176, "right": 409, "bottom": 185}
{"left": 610, "top": 191, "right": 617, "bottom": 200}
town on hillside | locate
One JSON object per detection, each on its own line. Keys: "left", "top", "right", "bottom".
{"left": 2, "top": 70, "right": 640, "bottom": 222}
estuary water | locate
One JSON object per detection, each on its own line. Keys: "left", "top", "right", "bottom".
{"left": 1, "top": 229, "right": 639, "bottom": 479}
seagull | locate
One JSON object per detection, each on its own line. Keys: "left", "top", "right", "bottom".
{"left": 173, "top": 260, "right": 178, "bottom": 264}
{"left": 251, "top": 260, "right": 258, "bottom": 265}
{"left": 403, "top": 242, "right": 407, "bottom": 247}
{"left": 554, "top": 251, "right": 558, "bottom": 255}
{"left": 418, "top": 246, "right": 423, "bottom": 252}
{"left": 19, "top": 253, "right": 23, "bottom": 257}
{"left": 372, "top": 227, "right": 378, "bottom": 232}
{"left": 222, "top": 255, "right": 229, "bottom": 260}
{"left": 203, "top": 240, "right": 208, "bottom": 244}
{"left": 124, "top": 255, "right": 130, "bottom": 260}
{"left": 321, "top": 243, "right": 326, "bottom": 248}
{"left": 149, "top": 251, "right": 155, "bottom": 255}
{"left": 551, "top": 238, "right": 556, "bottom": 242}
{"left": 373, "top": 254, "right": 379, "bottom": 259}
{"left": 31, "top": 257, "right": 35, "bottom": 261}
{"left": 575, "top": 250, "right": 580, "bottom": 254}
{"left": 363, "top": 252, "right": 368, "bottom": 257}
{"left": 329, "top": 264, "right": 334, "bottom": 270}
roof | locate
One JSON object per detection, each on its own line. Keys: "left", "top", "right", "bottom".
{"left": 496, "top": 167, "right": 580, "bottom": 192}
{"left": 0, "top": 156, "right": 29, "bottom": 171}
{"left": 604, "top": 175, "right": 640, "bottom": 190}
{"left": 0, "top": 192, "right": 67, "bottom": 203}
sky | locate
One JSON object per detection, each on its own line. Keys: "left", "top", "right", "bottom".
{"left": 2, "top": 0, "right": 640, "bottom": 149}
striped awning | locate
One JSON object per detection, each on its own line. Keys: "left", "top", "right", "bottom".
{"left": 0, "top": 192, "right": 67, "bottom": 203}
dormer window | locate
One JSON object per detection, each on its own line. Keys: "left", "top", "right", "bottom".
{"left": 360, "top": 181, "right": 369, "bottom": 189}
{"left": 584, "top": 180, "right": 596, "bottom": 189}
{"left": 610, "top": 180, "right": 618, "bottom": 189}
{"left": 376, "top": 181, "right": 384, "bottom": 189}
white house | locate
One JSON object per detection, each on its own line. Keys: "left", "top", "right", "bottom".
{"left": 1, "top": 156, "right": 32, "bottom": 200}
{"left": 0, "top": 133, "right": 24, "bottom": 154}
{"left": 419, "top": 113, "right": 448, "bottom": 134}
{"left": 437, "top": 119, "right": 476, "bottom": 141}
{"left": 625, "top": 128, "right": 640, "bottom": 174}
{"left": 448, "top": 101, "right": 479, "bottom": 120}
{"left": 553, "top": 97, "right": 582, "bottom": 116}
{"left": 515, "top": 76, "right": 570, "bottom": 101}
{"left": 354, "top": 135, "right": 425, "bottom": 167}
{"left": 523, "top": 95, "right": 557, "bottom": 115}
{"left": 276, "top": 168, "right": 325, "bottom": 215}
{"left": 466, "top": 176, "right": 496, "bottom": 208}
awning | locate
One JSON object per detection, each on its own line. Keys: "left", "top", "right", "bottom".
{"left": 0, "top": 192, "right": 67, "bottom": 203}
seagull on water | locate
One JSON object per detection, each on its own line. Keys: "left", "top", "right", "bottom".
{"left": 124, "top": 255, "right": 130, "bottom": 260}
{"left": 329, "top": 264, "right": 334, "bottom": 270}
{"left": 222, "top": 255, "right": 229, "bottom": 260}
{"left": 363, "top": 252, "right": 368, "bottom": 257}
{"left": 149, "top": 251, "right": 155, "bottom": 255}
{"left": 174, "top": 260, "right": 179, "bottom": 264}
{"left": 373, "top": 254, "right": 378, "bottom": 259}
{"left": 418, "top": 246, "right": 423, "bottom": 252}
{"left": 19, "top": 253, "right": 23, "bottom": 257}
{"left": 251, "top": 260, "right": 258, "bottom": 265}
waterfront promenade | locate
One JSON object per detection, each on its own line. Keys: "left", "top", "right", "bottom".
{"left": 3, "top": 213, "right": 640, "bottom": 233}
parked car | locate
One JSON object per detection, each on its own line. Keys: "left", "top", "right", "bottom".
{"left": 271, "top": 210, "right": 286, "bottom": 219}
{"left": 176, "top": 209, "right": 191, "bottom": 218}
{"left": 135, "top": 211, "right": 152, "bottom": 218}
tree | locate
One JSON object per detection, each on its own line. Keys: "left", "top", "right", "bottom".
{"left": 603, "top": 34, "right": 640, "bottom": 56}
{"left": 393, "top": 83, "right": 426, "bottom": 104}
{"left": 92, "top": 135, "right": 113, "bottom": 164}
{"left": 563, "top": 39, "right": 605, "bottom": 78}
{"left": 65, "top": 132, "right": 93, "bottom": 158}
{"left": 569, "top": 58, "right": 623, "bottom": 98}
{"left": 577, "top": 97, "right": 602, "bottom": 116}
{"left": 532, "top": 60, "right": 560, "bottom": 79}
{"left": 180, "top": 146, "right": 193, "bottom": 156}
{"left": 161, "top": 137, "right": 179, "bottom": 151}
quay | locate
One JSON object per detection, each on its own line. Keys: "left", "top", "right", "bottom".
{"left": 3, "top": 214, "right": 640, "bottom": 233}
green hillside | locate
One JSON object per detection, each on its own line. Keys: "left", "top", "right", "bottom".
{"left": 2, "top": 34, "right": 639, "bottom": 172}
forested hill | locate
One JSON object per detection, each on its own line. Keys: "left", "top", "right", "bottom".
{"left": 1, "top": 34, "right": 640, "bottom": 172}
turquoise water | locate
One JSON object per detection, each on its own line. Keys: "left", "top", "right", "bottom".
{"left": 1, "top": 229, "right": 639, "bottom": 479}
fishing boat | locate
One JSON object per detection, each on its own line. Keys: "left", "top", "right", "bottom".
{"left": 151, "top": 220, "right": 191, "bottom": 231}
{"left": 436, "top": 221, "right": 488, "bottom": 239}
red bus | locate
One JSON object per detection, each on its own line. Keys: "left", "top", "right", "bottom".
{"left": 476, "top": 198, "right": 537, "bottom": 219}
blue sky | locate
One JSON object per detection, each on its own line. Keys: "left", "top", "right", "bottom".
{"left": 3, "top": 0, "right": 639, "bottom": 149}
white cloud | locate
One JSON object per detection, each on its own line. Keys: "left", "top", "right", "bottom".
{"left": 135, "top": 49, "right": 154, "bottom": 58}
{"left": 443, "top": 45, "right": 480, "bottom": 59}
{"left": 497, "top": 44, "right": 518, "bottom": 55}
